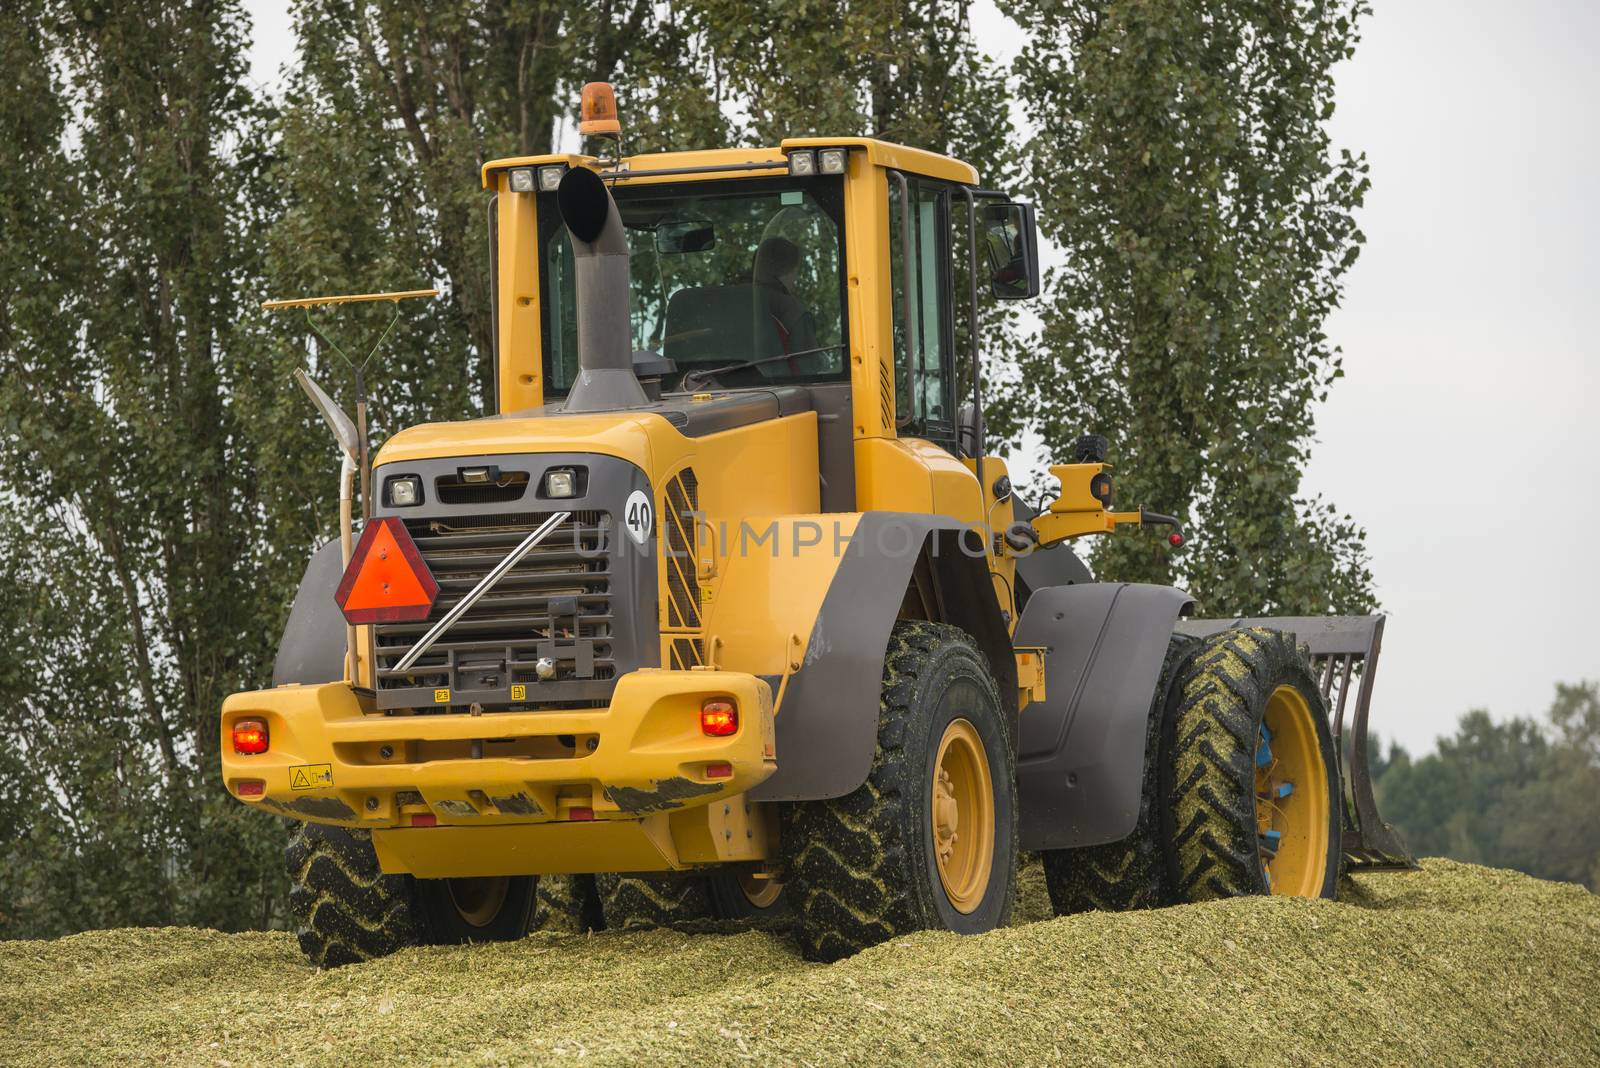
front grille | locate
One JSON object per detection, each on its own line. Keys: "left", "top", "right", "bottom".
{"left": 372, "top": 510, "right": 616, "bottom": 710}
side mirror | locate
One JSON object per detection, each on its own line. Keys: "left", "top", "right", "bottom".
{"left": 980, "top": 202, "right": 1040, "bottom": 299}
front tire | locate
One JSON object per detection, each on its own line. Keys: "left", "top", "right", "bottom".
{"left": 784, "top": 621, "right": 1018, "bottom": 962}
{"left": 1041, "top": 633, "right": 1199, "bottom": 914}
{"left": 1160, "top": 627, "right": 1341, "bottom": 901}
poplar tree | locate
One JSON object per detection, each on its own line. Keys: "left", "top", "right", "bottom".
{"left": 993, "top": 0, "right": 1376, "bottom": 615}
{"left": 0, "top": 0, "right": 286, "bottom": 933}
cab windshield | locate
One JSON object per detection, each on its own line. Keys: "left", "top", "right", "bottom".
{"left": 538, "top": 176, "right": 848, "bottom": 393}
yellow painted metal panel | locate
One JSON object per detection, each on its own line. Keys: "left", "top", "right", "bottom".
{"left": 701, "top": 514, "right": 863, "bottom": 678}
{"left": 963, "top": 453, "right": 1018, "bottom": 630}
{"left": 854, "top": 436, "right": 934, "bottom": 513}
{"left": 481, "top": 140, "right": 980, "bottom": 188}
{"left": 374, "top": 411, "right": 661, "bottom": 468}
{"left": 843, "top": 162, "right": 896, "bottom": 443}
{"left": 781, "top": 137, "right": 980, "bottom": 185}
{"left": 374, "top": 817, "right": 681, "bottom": 876}
{"left": 494, "top": 175, "right": 542, "bottom": 412}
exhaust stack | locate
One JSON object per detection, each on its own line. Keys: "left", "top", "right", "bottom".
{"left": 557, "top": 166, "right": 648, "bottom": 412}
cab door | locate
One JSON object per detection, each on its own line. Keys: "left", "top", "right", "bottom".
{"left": 888, "top": 173, "right": 958, "bottom": 449}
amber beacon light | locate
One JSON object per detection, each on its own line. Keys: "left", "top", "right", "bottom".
{"left": 579, "top": 81, "right": 622, "bottom": 137}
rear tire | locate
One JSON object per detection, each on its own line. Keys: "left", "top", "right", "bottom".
{"left": 596, "top": 871, "right": 788, "bottom": 930}
{"left": 416, "top": 875, "right": 537, "bottom": 943}
{"left": 535, "top": 874, "right": 605, "bottom": 933}
{"left": 1041, "top": 633, "right": 1199, "bottom": 914}
{"left": 286, "top": 823, "right": 421, "bottom": 968}
{"left": 1160, "top": 627, "right": 1341, "bottom": 901}
{"left": 286, "top": 823, "right": 537, "bottom": 967}
{"left": 706, "top": 870, "right": 790, "bottom": 928}
{"left": 595, "top": 873, "right": 716, "bottom": 930}
{"left": 784, "top": 621, "right": 1018, "bottom": 962}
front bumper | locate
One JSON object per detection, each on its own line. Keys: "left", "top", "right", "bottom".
{"left": 220, "top": 669, "right": 776, "bottom": 834}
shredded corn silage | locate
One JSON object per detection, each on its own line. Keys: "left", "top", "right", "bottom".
{"left": 2, "top": 859, "right": 1596, "bottom": 1066}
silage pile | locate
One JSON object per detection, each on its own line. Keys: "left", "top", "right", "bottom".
{"left": 2, "top": 860, "right": 1597, "bottom": 1066}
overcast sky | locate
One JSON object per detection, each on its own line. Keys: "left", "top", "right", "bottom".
{"left": 244, "top": 1, "right": 1597, "bottom": 754}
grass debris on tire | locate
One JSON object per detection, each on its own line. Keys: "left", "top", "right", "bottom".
{"left": 535, "top": 874, "right": 605, "bottom": 933}
{"left": 286, "top": 822, "right": 421, "bottom": 968}
{"left": 597, "top": 870, "right": 789, "bottom": 932}
{"left": 287, "top": 823, "right": 539, "bottom": 966}
{"left": 1161, "top": 626, "right": 1341, "bottom": 901}
{"left": 784, "top": 620, "right": 1018, "bottom": 963}
{"left": 1041, "top": 633, "right": 1200, "bottom": 915}
{"left": 595, "top": 873, "right": 717, "bottom": 930}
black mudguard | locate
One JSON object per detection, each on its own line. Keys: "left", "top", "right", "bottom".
{"left": 1012, "top": 582, "right": 1194, "bottom": 851}
{"left": 271, "top": 540, "right": 346, "bottom": 687}
{"left": 749, "top": 512, "right": 1017, "bottom": 803}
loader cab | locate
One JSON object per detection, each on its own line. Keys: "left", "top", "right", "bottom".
{"left": 481, "top": 138, "right": 1040, "bottom": 521}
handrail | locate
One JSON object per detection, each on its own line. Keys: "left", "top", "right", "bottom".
{"left": 260, "top": 288, "right": 438, "bottom": 310}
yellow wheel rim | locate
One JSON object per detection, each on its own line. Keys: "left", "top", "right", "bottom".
{"left": 447, "top": 876, "right": 511, "bottom": 928}
{"left": 932, "top": 718, "right": 996, "bottom": 914}
{"left": 737, "top": 872, "right": 783, "bottom": 910}
{"left": 1255, "top": 685, "right": 1331, "bottom": 896}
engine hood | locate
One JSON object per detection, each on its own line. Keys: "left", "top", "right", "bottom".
{"left": 374, "top": 411, "right": 666, "bottom": 473}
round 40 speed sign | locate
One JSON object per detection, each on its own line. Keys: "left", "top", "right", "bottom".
{"left": 622, "top": 489, "right": 653, "bottom": 546}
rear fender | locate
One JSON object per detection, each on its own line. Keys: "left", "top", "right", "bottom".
{"left": 746, "top": 512, "right": 1016, "bottom": 802}
{"left": 272, "top": 540, "right": 346, "bottom": 687}
{"left": 1012, "top": 583, "right": 1193, "bottom": 850}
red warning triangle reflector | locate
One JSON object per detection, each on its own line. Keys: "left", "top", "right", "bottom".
{"left": 334, "top": 516, "right": 439, "bottom": 624}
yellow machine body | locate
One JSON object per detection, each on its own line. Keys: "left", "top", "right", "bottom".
{"left": 224, "top": 138, "right": 1129, "bottom": 879}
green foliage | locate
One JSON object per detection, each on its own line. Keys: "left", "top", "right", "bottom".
{"left": 993, "top": 0, "right": 1375, "bottom": 616}
{"left": 1377, "top": 683, "right": 1600, "bottom": 891}
{"left": 0, "top": 0, "right": 288, "bottom": 936}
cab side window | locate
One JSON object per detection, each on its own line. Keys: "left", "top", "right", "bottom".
{"left": 889, "top": 175, "right": 955, "bottom": 442}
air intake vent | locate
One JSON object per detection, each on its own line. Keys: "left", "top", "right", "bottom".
{"left": 434, "top": 470, "right": 529, "bottom": 505}
{"left": 662, "top": 469, "right": 701, "bottom": 629}
{"left": 879, "top": 359, "right": 894, "bottom": 429}
{"left": 661, "top": 468, "right": 705, "bottom": 669}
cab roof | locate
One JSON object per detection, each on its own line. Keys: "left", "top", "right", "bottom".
{"left": 481, "top": 137, "right": 979, "bottom": 189}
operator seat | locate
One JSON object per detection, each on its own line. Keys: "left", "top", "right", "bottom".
{"left": 662, "top": 284, "right": 785, "bottom": 369}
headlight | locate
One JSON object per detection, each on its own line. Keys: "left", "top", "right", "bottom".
{"left": 508, "top": 167, "right": 536, "bottom": 193}
{"left": 788, "top": 150, "right": 816, "bottom": 176}
{"left": 818, "top": 148, "right": 847, "bottom": 174}
{"left": 543, "top": 469, "right": 578, "bottom": 499}
{"left": 386, "top": 475, "right": 423, "bottom": 507}
{"left": 538, "top": 165, "right": 566, "bottom": 191}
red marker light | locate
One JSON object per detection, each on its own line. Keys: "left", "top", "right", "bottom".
{"left": 410, "top": 813, "right": 438, "bottom": 827}
{"left": 236, "top": 780, "right": 265, "bottom": 797}
{"left": 569, "top": 807, "right": 595, "bottom": 821}
{"left": 701, "top": 699, "right": 738, "bottom": 737}
{"left": 232, "top": 718, "right": 269, "bottom": 755}
{"left": 1169, "top": 533, "right": 1185, "bottom": 547}
{"left": 704, "top": 761, "right": 733, "bottom": 780}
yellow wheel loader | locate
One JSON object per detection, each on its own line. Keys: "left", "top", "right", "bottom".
{"left": 224, "top": 84, "right": 1412, "bottom": 967}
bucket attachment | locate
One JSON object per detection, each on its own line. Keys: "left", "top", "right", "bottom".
{"left": 1175, "top": 615, "right": 1417, "bottom": 871}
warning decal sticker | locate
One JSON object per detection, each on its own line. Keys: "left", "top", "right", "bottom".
{"left": 289, "top": 763, "right": 334, "bottom": 791}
